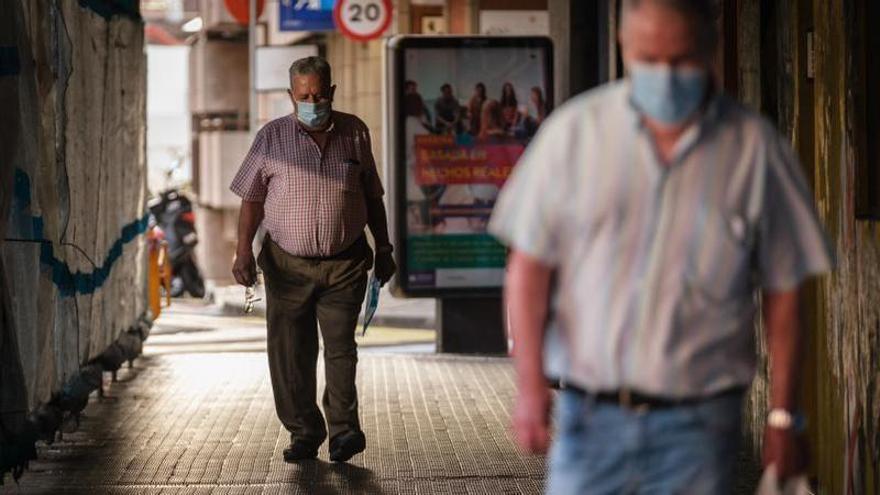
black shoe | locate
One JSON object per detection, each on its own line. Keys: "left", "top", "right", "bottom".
{"left": 283, "top": 441, "right": 318, "bottom": 462}
{"left": 329, "top": 431, "right": 366, "bottom": 463}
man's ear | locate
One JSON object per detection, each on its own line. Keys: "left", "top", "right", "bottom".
{"left": 329, "top": 85, "right": 337, "bottom": 102}
{"left": 288, "top": 89, "right": 297, "bottom": 111}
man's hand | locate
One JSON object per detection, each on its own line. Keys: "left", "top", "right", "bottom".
{"left": 232, "top": 249, "right": 257, "bottom": 287}
{"left": 762, "top": 288, "right": 807, "bottom": 484}
{"left": 505, "top": 250, "right": 554, "bottom": 454}
{"left": 374, "top": 251, "right": 397, "bottom": 286}
{"left": 763, "top": 426, "right": 808, "bottom": 484}
{"left": 234, "top": 200, "right": 264, "bottom": 286}
{"left": 512, "top": 384, "right": 552, "bottom": 454}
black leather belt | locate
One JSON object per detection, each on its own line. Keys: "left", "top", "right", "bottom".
{"left": 298, "top": 235, "right": 369, "bottom": 261}
{"left": 561, "top": 384, "right": 745, "bottom": 411}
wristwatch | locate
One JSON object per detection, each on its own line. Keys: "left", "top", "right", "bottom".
{"left": 767, "top": 408, "right": 807, "bottom": 432}
{"left": 375, "top": 244, "right": 394, "bottom": 255}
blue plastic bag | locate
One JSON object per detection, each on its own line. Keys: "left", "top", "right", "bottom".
{"left": 362, "top": 274, "right": 380, "bottom": 336}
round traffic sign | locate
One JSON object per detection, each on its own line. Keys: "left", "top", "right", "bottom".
{"left": 333, "top": 0, "right": 393, "bottom": 42}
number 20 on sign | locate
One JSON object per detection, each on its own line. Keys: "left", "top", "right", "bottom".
{"left": 333, "top": 0, "right": 393, "bottom": 42}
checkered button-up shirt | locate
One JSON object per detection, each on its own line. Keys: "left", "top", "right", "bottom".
{"left": 230, "top": 112, "right": 384, "bottom": 258}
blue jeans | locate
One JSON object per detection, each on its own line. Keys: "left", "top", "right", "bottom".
{"left": 546, "top": 389, "right": 744, "bottom": 494}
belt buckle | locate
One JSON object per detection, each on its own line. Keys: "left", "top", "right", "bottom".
{"left": 619, "top": 388, "right": 649, "bottom": 414}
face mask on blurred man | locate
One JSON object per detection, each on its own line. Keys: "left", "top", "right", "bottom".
{"left": 629, "top": 62, "right": 707, "bottom": 126}
{"left": 295, "top": 100, "right": 332, "bottom": 128}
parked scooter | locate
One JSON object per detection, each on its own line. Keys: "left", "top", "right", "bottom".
{"left": 148, "top": 189, "right": 205, "bottom": 298}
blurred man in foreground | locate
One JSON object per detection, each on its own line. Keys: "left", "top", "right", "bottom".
{"left": 230, "top": 56, "right": 395, "bottom": 463}
{"left": 489, "top": 0, "right": 833, "bottom": 492}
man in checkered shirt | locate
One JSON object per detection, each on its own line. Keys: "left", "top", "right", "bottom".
{"left": 230, "top": 56, "right": 396, "bottom": 464}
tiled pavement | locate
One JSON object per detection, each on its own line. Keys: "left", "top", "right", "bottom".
{"left": 1, "top": 303, "right": 544, "bottom": 495}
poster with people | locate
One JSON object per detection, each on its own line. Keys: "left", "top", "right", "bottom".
{"left": 390, "top": 37, "right": 553, "bottom": 294}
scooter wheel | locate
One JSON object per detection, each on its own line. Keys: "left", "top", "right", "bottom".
{"left": 180, "top": 261, "right": 206, "bottom": 298}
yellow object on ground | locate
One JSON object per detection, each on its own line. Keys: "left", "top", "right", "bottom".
{"left": 147, "top": 231, "right": 172, "bottom": 319}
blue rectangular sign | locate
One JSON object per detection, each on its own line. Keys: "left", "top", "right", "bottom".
{"left": 279, "top": 0, "right": 336, "bottom": 32}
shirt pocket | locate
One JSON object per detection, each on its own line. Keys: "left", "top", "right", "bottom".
{"left": 686, "top": 208, "right": 755, "bottom": 302}
{"left": 328, "top": 158, "right": 362, "bottom": 193}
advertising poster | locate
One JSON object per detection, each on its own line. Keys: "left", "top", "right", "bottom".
{"left": 395, "top": 39, "right": 552, "bottom": 293}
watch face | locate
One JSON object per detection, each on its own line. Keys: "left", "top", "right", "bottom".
{"left": 767, "top": 409, "right": 795, "bottom": 429}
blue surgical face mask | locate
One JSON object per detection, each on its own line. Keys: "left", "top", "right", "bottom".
{"left": 629, "top": 62, "right": 707, "bottom": 125}
{"left": 295, "top": 100, "right": 331, "bottom": 128}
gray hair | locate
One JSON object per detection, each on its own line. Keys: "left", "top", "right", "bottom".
{"left": 621, "top": 0, "right": 720, "bottom": 55}
{"left": 288, "top": 56, "right": 332, "bottom": 87}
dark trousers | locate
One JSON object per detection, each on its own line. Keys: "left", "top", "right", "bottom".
{"left": 258, "top": 236, "right": 371, "bottom": 447}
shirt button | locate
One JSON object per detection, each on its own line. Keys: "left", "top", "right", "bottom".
{"left": 729, "top": 215, "right": 746, "bottom": 241}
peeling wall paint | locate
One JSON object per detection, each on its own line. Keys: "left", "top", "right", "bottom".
{"left": 1, "top": 0, "right": 147, "bottom": 429}
{"left": 736, "top": 0, "right": 880, "bottom": 491}
{"left": 812, "top": 0, "right": 880, "bottom": 491}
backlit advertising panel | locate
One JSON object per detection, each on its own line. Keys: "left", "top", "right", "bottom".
{"left": 385, "top": 36, "right": 553, "bottom": 297}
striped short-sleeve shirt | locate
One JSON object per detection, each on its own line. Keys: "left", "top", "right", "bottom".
{"left": 489, "top": 81, "right": 834, "bottom": 398}
{"left": 230, "top": 112, "right": 384, "bottom": 258}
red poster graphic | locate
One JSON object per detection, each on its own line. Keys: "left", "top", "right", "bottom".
{"left": 414, "top": 135, "right": 524, "bottom": 186}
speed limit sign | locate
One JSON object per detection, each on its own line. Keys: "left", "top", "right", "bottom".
{"left": 333, "top": 0, "right": 393, "bottom": 42}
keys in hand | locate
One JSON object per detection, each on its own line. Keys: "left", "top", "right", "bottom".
{"left": 244, "top": 284, "right": 262, "bottom": 314}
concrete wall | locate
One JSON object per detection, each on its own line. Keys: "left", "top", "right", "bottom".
{"left": 1, "top": 0, "right": 147, "bottom": 450}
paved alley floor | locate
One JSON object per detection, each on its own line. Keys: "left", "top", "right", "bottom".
{"left": 2, "top": 302, "right": 544, "bottom": 495}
